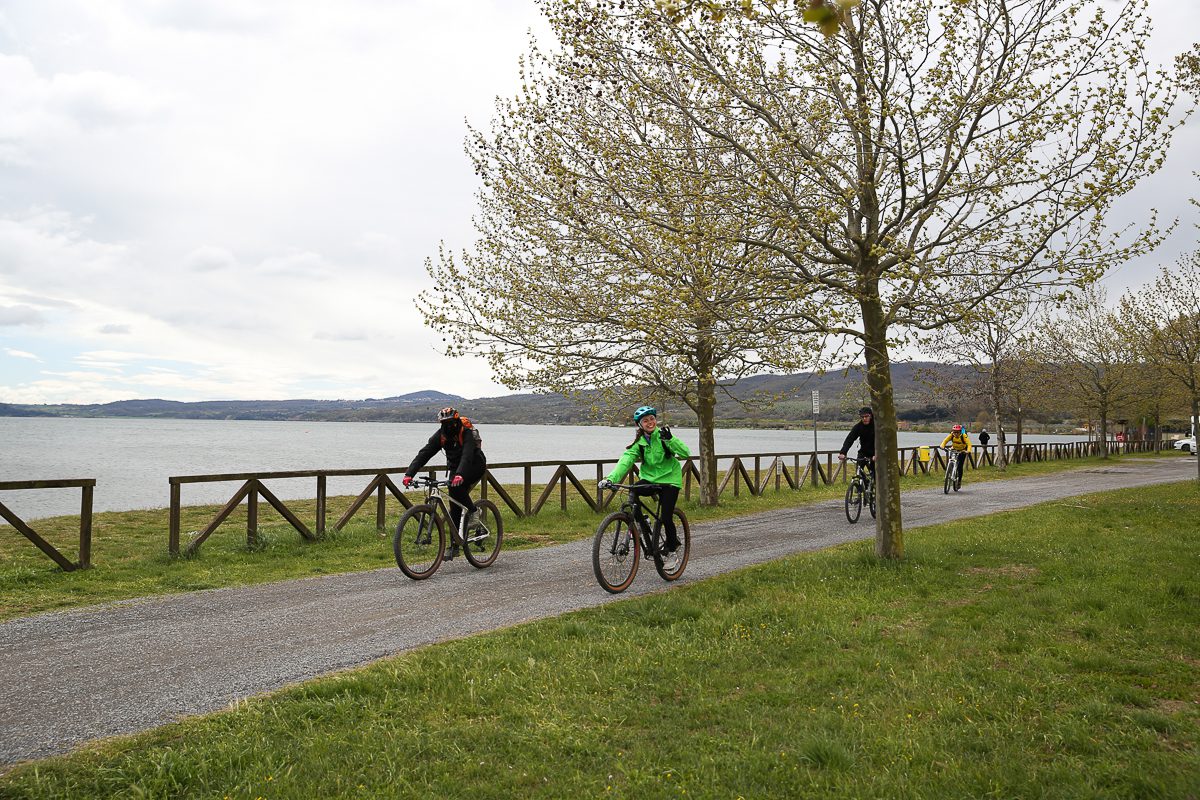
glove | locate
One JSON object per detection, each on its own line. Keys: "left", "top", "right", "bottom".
{"left": 598, "top": 479, "right": 613, "bottom": 490}
{"left": 402, "top": 475, "right": 413, "bottom": 488}
{"left": 659, "top": 425, "right": 673, "bottom": 441}
{"left": 450, "top": 475, "right": 464, "bottom": 487}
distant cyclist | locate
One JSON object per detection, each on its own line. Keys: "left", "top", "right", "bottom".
{"left": 941, "top": 424, "right": 972, "bottom": 478}
{"left": 838, "top": 406, "right": 877, "bottom": 479}
{"left": 402, "top": 407, "right": 486, "bottom": 559}
{"left": 599, "top": 406, "right": 691, "bottom": 555}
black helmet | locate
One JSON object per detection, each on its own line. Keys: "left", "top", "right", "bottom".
{"left": 858, "top": 407, "right": 873, "bottom": 417}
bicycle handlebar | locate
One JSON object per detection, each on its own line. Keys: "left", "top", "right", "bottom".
{"left": 405, "top": 476, "right": 451, "bottom": 489}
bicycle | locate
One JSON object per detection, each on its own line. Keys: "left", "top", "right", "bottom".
{"left": 393, "top": 476, "right": 503, "bottom": 580}
{"left": 592, "top": 481, "right": 691, "bottom": 594}
{"left": 844, "top": 456, "right": 876, "bottom": 523}
{"left": 943, "top": 446, "right": 964, "bottom": 494}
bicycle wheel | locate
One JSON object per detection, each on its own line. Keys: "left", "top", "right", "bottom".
{"left": 868, "top": 482, "right": 877, "bottom": 518}
{"left": 654, "top": 509, "right": 691, "bottom": 582}
{"left": 393, "top": 504, "right": 445, "bottom": 580}
{"left": 462, "top": 499, "right": 503, "bottom": 569}
{"left": 953, "top": 462, "right": 963, "bottom": 492}
{"left": 845, "top": 479, "right": 863, "bottom": 523}
{"left": 592, "top": 512, "right": 640, "bottom": 593}
{"left": 943, "top": 465, "right": 952, "bottom": 494}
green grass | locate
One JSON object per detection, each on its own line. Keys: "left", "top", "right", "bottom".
{"left": 1, "top": 480, "right": 1196, "bottom": 798}
{"left": 0, "top": 450, "right": 1186, "bottom": 621}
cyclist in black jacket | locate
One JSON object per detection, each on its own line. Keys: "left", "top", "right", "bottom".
{"left": 838, "top": 406, "right": 877, "bottom": 478}
{"left": 402, "top": 407, "right": 486, "bottom": 559}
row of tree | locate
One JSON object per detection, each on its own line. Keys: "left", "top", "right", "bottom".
{"left": 421, "top": 0, "right": 1195, "bottom": 559}
{"left": 924, "top": 254, "right": 1200, "bottom": 475}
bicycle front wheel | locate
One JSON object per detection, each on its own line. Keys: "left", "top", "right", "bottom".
{"left": 654, "top": 509, "right": 691, "bottom": 582}
{"left": 462, "top": 499, "right": 503, "bottom": 569}
{"left": 868, "top": 482, "right": 877, "bottom": 518}
{"left": 845, "top": 479, "right": 863, "bottom": 523}
{"left": 943, "top": 466, "right": 952, "bottom": 494}
{"left": 592, "top": 512, "right": 640, "bottom": 593}
{"left": 394, "top": 504, "right": 445, "bottom": 580}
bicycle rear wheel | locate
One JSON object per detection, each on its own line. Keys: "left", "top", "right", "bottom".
{"left": 868, "top": 482, "right": 877, "bottom": 518}
{"left": 592, "top": 512, "right": 639, "bottom": 593}
{"left": 462, "top": 499, "right": 503, "bottom": 569}
{"left": 394, "top": 504, "right": 444, "bottom": 580}
{"left": 654, "top": 509, "right": 691, "bottom": 582}
{"left": 845, "top": 479, "right": 863, "bottom": 523}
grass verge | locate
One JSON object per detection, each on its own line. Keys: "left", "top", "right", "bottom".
{"left": 0, "top": 450, "right": 1187, "bottom": 621}
{"left": 1, "top": 481, "right": 1196, "bottom": 798}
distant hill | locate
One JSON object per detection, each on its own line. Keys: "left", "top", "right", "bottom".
{"left": 0, "top": 364, "right": 977, "bottom": 427}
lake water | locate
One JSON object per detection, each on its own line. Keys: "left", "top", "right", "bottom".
{"left": 0, "top": 417, "right": 1088, "bottom": 520}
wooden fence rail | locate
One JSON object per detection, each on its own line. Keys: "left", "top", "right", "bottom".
{"left": 0, "top": 479, "right": 95, "bottom": 571}
{"left": 166, "top": 439, "right": 1167, "bottom": 556}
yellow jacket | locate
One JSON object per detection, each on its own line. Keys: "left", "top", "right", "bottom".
{"left": 941, "top": 432, "right": 972, "bottom": 453}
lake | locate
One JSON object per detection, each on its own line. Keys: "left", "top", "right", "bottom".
{"left": 0, "top": 417, "right": 1088, "bottom": 520}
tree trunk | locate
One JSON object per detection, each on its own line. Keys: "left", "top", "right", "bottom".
{"left": 861, "top": 290, "right": 903, "bottom": 560}
{"left": 991, "top": 385, "right": 1007, "bottom": 471}
{"left": 696, "top": 376, "right": 719, "bottom": 506}
{"left": 1192, "top": 396, "right": 1200, "bottom": 482}
{"left": 1015, "top": 407, "right": 1024, "bottom": 464}
{"left": 1099, "top": 408, "right": 1109, "bottom": 459}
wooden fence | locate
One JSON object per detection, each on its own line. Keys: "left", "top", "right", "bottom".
{"left": 166, "top": 439, "right": 1165, "bottom": 556}
{"left": 0, "top": 479, "right": 94, "bottom": 571}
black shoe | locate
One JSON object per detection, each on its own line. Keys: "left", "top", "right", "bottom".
{"left": 662, "top": 539, "right": 681, "bottom": 555}
{"left": 445, "top": 544, "right": 460, "bottom": 561}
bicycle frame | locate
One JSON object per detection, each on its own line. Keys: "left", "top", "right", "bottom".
{"left": 413, "top": 478, "right": 473, "bottom": 543}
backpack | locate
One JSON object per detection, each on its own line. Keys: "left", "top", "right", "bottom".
{"left": 440, "top": 417, "right": 482, "bottom": 448}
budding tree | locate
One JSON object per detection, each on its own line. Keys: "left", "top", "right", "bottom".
{"left": 1119, "top": 253, "right": 1200, "bottom": 481}
{"left": 550, "top": 0, "right": 1182, "bottom": 558}
{"left": 421, "top": 31, "right": 820, "bottom": 505}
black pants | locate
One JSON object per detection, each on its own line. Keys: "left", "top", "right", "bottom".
{"left": 634, "top": 481, "right": 680, "bottom": 546}
{"left": 448, "top": 462, "right": 485, "bottom": 530}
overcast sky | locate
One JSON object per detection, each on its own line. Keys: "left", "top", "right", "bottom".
{"left": 1, "top": 1, "right": 1197, "bottom": 405}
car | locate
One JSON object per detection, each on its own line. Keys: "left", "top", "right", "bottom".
{"left": 1174, "top": 436, "right": 1196, "bottom": 453}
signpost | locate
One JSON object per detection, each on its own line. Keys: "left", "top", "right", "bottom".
{"left": 811, "top": 390, "right": 819, "bottom": 452}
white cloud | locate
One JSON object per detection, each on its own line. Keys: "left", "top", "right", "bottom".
{"left": 182, "top": 245, "right": 235, "bottom": 272}
{"left": 4, "top": 347, "right": 40, "bottom": 360}
{"left": 0, "top": 304, "right": 45, "bottom": 325}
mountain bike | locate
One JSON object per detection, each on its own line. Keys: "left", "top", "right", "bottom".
{"left": 394, "top": 476, "right": 502, "bottom": 580}
{"left": 943, "top": 447, "right": 964, "bottom": 494}
{"left": 592, "top": 481, "right": 691, "bottom": 594}
{"left": 844, "top": 456, "right": 876, "bottom": 523}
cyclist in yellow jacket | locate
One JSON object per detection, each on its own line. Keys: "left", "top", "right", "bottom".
{"left": 940, "top": 424, "right": 972, "bottom": 480}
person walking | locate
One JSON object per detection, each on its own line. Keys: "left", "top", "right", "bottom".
{"left": 979, "top": 428, "right": 991, "bottom": 448}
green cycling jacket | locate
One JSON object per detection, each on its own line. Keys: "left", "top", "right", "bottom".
{"left": 606, "top": 428, "right": 691, "bottom": 487}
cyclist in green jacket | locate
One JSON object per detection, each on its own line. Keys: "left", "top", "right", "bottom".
{"left": 599, "top": 406, "right": 691, "bottom": 554}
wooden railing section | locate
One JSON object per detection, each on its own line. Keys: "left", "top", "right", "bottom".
{"left": 0, "top": 479, "right": 95, "bottom": 571}
{"left": 167, "top": 439, "right": 1167, "bottom": 556}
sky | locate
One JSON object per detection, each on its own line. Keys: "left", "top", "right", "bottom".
{"left": 1, "top": 0, "right": 1197, "bottom": 406}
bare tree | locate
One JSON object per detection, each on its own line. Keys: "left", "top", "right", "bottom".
{"left": 919, "top": 298, "right": 1042, "bottom": 470}
{"left": 1030, "top": 286, "right": 1143, "bottom": 458}
{"left": 550, "top": 0, "right": 1183, "bottom": 557}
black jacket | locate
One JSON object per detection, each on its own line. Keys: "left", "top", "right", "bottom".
{"left": 839, "top": 420, "right": 875, "bottom": 459}
{"left": 406, "top": 428, "right": 486, "bottom": 480}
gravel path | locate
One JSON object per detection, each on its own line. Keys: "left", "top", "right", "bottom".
{"left": 1, "top": 456, "right": 1193, "bottom": 767}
